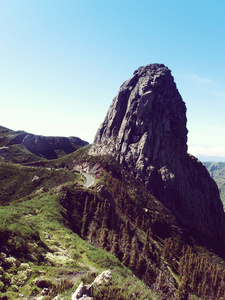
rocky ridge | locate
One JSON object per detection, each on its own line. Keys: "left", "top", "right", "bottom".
{"left": 89, "top": 64, "right": 225, "bottom": 250}
{"left": 0, "top": 125, "right": 88, "bottom": 160}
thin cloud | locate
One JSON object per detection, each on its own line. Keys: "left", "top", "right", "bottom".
{"left": 192, "top": 74, "right": 214, "bottom": 84}
{"left": 214, "top": 91, "right": 225, "bottom": 99}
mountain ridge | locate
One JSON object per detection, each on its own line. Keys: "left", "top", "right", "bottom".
{"left": 0, "top": 125, "right": 88, "bottom": 161}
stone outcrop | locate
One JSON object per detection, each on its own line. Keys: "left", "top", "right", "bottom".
{"left": 89, "top": 64, "right": 225, "bottom": 249}
{"left": 71, "top": 270, "right": 111, "bottom": 300}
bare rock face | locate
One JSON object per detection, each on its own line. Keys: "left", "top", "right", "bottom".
{"left": 89, "top": 64, "right": 225, "bottom": 248}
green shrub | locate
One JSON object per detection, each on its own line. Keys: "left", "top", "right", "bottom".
{"left": 1, "top": 272, "right": 11, "bottom": 287}
{"left": 0, "top": 281, "right": 4, "bottom": 292}
{"left": 10, "top": 284, "right": 19, "bottom": 292}
{"left": 91, "top": 281, "right": 127, "bottom": 300}
{"left": 18, "top": 263, "right": 30, "bottom": 271}
{"left": 11, "top": 269, "right": 32, "bottom": 286}
{"left": 48, "top": 279, "right": 74, "bottom": 298}
{"left": 82, "top": 272, "right": 99, "bottom": 285}
{"left": 29, "top": 286, "right": 40, "bottom": 296}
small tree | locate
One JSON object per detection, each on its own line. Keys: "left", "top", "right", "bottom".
{"left": 111, "top": 233, "right": 119, "bottom": 257}
{"left": 99, "top": 228, "right": 108, "bottom": 249}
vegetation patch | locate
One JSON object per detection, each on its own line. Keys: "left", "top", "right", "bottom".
{"left": 1, "top": 144, "right": 225, "bottom": 299}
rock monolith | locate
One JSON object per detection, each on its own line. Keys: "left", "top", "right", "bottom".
{"left": 89, "top": 64, "right": 225, "bottom": 249}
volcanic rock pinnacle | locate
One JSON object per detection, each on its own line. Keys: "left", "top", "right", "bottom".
{"left": 89, "top": 64, "right": 225, "bottom": 249}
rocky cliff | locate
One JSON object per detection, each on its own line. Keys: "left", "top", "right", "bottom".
{"left": 89, "top": 64, "right": 225, "bottom": 249}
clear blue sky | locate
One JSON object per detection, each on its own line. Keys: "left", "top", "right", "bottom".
{"left": 1, "top": 0, "right": 225, "bottom": 160}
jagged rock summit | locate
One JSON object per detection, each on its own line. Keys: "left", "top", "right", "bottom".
{"left": 89, "top": 64, "right": 225, "bottom": 249}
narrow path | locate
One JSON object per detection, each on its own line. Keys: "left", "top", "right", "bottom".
{"left": 19, "top": 163, "right": 96, "bottom": 188}
{"left": 81, "top": 171, "right": 95, "bottom": 188}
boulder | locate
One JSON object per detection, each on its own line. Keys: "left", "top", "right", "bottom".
{"left": 71, "top": 282, "right": 91, "bottom": 300}
{"left": 91, "top": 270, "right": 112, "bottom": 286}
{"left": 71, "top": 271, "right": 111, "bottom": 300}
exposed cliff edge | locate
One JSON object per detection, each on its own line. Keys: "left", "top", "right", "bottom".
{"left": 89, "top": 64, "right": 225, "bottom": 249}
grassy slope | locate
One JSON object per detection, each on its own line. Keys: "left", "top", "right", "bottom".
{"left": 0, "top": 126, "right": 42, "bottom": 163}
{"left": 0, "top": 189, "right": 156, "bottom": 299}
{"left": 0, "top": 156, "right": 158, "bottom": 299}
{"left": 3, "top": 144, "right": 46, "bottom": 163}
{"left": 0, "top": 162, "right": 81, "bottom": 205}
{"left": 1, "top": 148, "right": 225, "bottom": 299}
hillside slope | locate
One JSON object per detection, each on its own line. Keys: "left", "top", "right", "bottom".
{"left": 1, "top": 147, "right": 225, "bottom": 299}
{"left": 0, "top": 125, "right": 88, "bottom": 162}
{"left": 204, "top": 161, "right": 225, "bottom": 204}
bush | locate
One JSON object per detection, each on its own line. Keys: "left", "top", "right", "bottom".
{"left": 1, "top": 272, "right": 11, "bottom": 287}
{"left": 11, "top": 284, "right": 19, "bottom": 292}
{"left": 91, "top": 281, "right": 127, "bottom": 300}
{"left": 29, "top": 286, "right": 39, "bottom": 296}
{"left": 0, "top": 281, "right": 4, "bottom": 292}
{"left": 48, "top": 279, "right": 74, "bottom": 298}
{"left": 82, "top": 272, "right": 99, "bottom": 285}
{"left": 18, "top": 263, "right": 30, "bottom": 271}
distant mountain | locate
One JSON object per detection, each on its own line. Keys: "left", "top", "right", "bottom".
{"left": 204, "top": 161, "right": 225, "bottom": 204}
{"left": 0, "top": 125, "right": 88, "bottom": 162}
{"left": 197, "top": 155, "right": 225, "bottom": 162}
